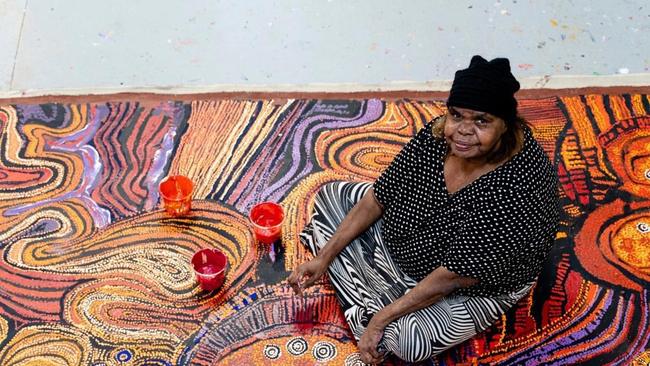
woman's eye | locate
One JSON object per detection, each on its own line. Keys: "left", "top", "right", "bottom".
{"left": 475, "top": 119, "right": 487, "bottom": 125}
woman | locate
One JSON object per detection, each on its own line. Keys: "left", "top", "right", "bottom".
{"left": 288, "top": 55, "right": 559, "bottom": 364}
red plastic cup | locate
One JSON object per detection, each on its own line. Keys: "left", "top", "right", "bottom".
{"left": 191, "top": 248, "right": 227, "bottom": 291}
{"left": 249, "top": 202, "right": 284, "bottom": 244}
{"left": 159, "top": 175, "right": 193, "bottom": 216}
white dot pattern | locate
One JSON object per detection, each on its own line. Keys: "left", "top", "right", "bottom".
{"left": 373, "top": 121, "right": 559, "bottom": 297}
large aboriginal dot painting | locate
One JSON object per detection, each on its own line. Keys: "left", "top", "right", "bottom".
{"left": 0, "top": 95, "right": 649, "bottom": 365}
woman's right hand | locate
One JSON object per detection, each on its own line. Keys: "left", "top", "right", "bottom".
{"left": 287, "top": 257, "right": 329, "bottom": 296}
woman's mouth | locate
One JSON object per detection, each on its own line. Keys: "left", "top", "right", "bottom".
{"left": 453, "top": 141, "right": 474, "bottom": 151}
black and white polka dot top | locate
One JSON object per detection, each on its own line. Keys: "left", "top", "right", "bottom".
{"left": 373, "top": 120, "right": 559, "bottom": 297}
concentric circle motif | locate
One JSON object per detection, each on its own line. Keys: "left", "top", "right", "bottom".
{"left": 312, "top": 341, "right": 337, "bottom": 362}
{"left": 115, "top": 349, "right": 132, "bottom": 363}
{"left": 637, "top": 222, "right": 649, "bottom": 233}
{"left": 263, "top": 344, "right": 281, "bottom": 360}
{"left": 644, "top": 168, "right": 650, "bottom": 180}
{"left": 286, "top": 337, "right": 308, "bottom": 356}
{"left": 344, "top": 352, "right": 364, "bottom": 366}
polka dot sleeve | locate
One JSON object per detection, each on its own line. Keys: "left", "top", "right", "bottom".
{"left": 442, "top": 190, "right": 551, "bottom": 286}
{"left": 373, "top": 126, "right": 429, "bottom": 208}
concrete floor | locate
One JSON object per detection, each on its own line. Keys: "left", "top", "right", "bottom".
{"left": 1, "top": 0, "right": 649, "bottom": 97}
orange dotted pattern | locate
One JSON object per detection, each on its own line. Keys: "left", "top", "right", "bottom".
{"left": 0, "top": 95, "right": 648, "bottom": 365}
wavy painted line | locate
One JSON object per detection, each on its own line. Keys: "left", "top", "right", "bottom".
{"left": 262, "top": 99, "right": 384, "bottom": 203}
{"left": 92, "top": 102, "right": 182, "bottom": 219}
{"left": 219, "top": 100, "right": 309, "bottom": 207}
{"left": 2, "top": 104, "right": 112, "bottom": 227}
{"left": 0, "top": 324, "right": 94, "bottom": 365}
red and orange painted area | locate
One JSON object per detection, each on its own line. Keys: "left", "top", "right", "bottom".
{"left": 0, "top": 93, "right": 648, "bottom": 365}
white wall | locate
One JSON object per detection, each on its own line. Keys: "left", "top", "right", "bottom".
{"left": 2, "top": 0, "right": 649, "bottom": 96}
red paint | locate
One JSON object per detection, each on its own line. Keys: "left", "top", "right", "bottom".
{"left": 249, "top": 202, "right": 284, "bottom": 244}
{"left": 191, "top": 249, "right": 227, "bottom": 291}
{"left": 196, "top": 264, "right": 221, "bottom": 275}
{"left": 255, "top": 229, "right": 282, "bottom": 244}
{"left": 159, "top": 175, "right": 193, "bottom": 216}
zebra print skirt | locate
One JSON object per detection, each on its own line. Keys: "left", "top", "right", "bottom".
{"left": 299, "top": 181, "right": 534, "bottom": 363}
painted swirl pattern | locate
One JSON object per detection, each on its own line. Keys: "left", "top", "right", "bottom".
{"left": 0, "top": 94, "right": 648, "bottom": 365}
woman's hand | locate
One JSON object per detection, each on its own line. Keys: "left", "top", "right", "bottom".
{"left": 288, "top": 188, "right": 383, "bottom": 296}
{"left": 287, "top": 257, "right": 328, "bottom": 296}
{"left": 358, "top": 316, "right": 386, "bottom": 364}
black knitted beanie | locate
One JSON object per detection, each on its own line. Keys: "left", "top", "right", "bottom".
{"left": 447, "top": 55, "right": 520, "bottom": 123}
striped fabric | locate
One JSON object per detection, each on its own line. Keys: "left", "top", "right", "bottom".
{"left": 300, "top": 181, "right": 535, "bottom": 363}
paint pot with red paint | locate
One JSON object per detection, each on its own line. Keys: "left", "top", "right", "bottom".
{"left": 249, "top": 202, "right": 284, "bottom": 244}
{"left": 159, "top": 175, "right": 193, "bottom": 216}
{"left": 191, "top": 248, "right": 227, "bottom": 291}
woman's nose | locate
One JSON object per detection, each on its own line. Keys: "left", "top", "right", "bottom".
{"left": 458, "top": 120, "right": 474, "bottom": 134}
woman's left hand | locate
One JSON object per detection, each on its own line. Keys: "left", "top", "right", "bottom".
{"left": 358, "top": 317, "right": 385, "bottom": 364}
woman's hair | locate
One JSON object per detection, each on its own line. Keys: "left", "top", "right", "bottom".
{"left": 430, "top": 112, "right": 528, "bottom": 163}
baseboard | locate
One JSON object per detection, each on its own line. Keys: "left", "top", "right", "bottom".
{"left": 1, "top": 73, "right": 650, "bottom": 103}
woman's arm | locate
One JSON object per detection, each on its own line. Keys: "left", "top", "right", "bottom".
{"left": 358, "top": 266, "right": 477, "bottom": 363}
{"left": 316, "top": 188, "right": 383, "bottom": 265}
{"left": 287, "top": 188, "right": 384, "bottom": 295}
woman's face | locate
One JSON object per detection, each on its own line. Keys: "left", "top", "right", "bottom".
{"left": 444, "top": 106, "right": 508, "bottom": 162}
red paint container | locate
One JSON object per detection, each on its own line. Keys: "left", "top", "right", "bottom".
{"left": 191, "top": 248, "right": 227, "bottom": 291}
{"left": 159, "top": 175, "right": 193, "bottom": 216}
{"left": 249, "top": 202, "right": 284, "bottom": 244}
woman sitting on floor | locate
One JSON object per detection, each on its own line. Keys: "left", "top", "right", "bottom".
{"left": 288, "top": 55, "right": 560, "bottom": 364}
